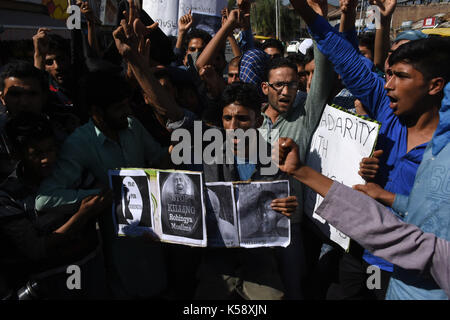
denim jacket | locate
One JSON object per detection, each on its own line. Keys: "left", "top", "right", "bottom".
{"left": 388, "top": 83, "right": 450, "bottom": 300}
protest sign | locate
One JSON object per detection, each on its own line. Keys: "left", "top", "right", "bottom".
{"left": 109, "top": 168, "right": 290, "bottom": 248}
{"left": 143, "top": 0, "right": 227, "bottom": 36}
{"left": 236, "top": 180, "right": 291, "bottom": 248}
{"left": 206, "top": 180, "right": 291, "bottom": 248}
{"left": 109, "top": 168, "right": 207, "bottom": 247}
{"left": 304, "top": 105, "right": 381, "bottom": 251}
{"left": 142, "top": 0, "right": 179, "bottom": 36}
{"left": 205, "top": 182, "right": 239, "bottom": 247}
{"left": 157, "top": 170, "right": 206, "bottom": 246}
{"left": 109, "top": 169, "right": 154, "bottom": 237}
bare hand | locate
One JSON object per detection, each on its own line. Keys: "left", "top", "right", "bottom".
{"left": 225, "top": 9, "right": 248, "bottom": 30}
{"left": 354, "top": 99, "right": 368, "bottom": 116}
{"left": 179, "top": 9, "right": 193, "bottom": 33}
{"left": 125, "top": 0, "right": 158, "bottom": 39}
{"left": 33, "top": 28, "right": 50, "bottom": 56}
{"left": 113, "top": 0, "right": 158, "bottom": 64}
{"left": 369, "top": 0, "right": 397, "bottom": 18}
{"left": 270, "top": 196, "right": 298, "bottom": 217}
{"left": 340, "top": 0, "right": 358, "bottom": 14}
{"left": 237, "top": 0, "right": 251, "bottom": 13}
{"left": 78, "top": 190, "right": 113, "bottom": 219}
{"left": 272, "top": 137, "right": 303, "bottom": 175}
{"left": 221, "top": 8, "right": 229, "bottom": 27}
{"left": 353, "top": 182, "right": 394, "bottom": 206}
{"left": 113, "top": 21, "right": 138, "bottom": 60}
{"left": 237, "top": 0, "right": 251, "bottom": 29}
{"left": 358, "top": 149, "right": 383, "bottom": 182}
{"left": 307, "top": 0, "right": 328, "bottom": 17}
{"left": 76, "top": 1, "right": 101, "bottom": 24}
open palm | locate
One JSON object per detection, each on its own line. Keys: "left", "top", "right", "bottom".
{"left": 369, "top": 0, "right": 397, "bottom": 17}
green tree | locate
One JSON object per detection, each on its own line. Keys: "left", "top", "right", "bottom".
{"left": 280, "top": 4, "right": 303, "bottom": 40}
{"left": 250, "top": 0, "right": 303, "bottom": 40}
{"left": 251, "top": 0, "right": 276, "bottom": 37}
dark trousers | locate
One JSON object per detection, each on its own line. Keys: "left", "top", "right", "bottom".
{"left": 327, "top": 243, "right": 391, "bottom": 300}
{"left": 301, "top": 217, "right": 342, "bottom": 300}
{"left": 162, "top": 243, "right": 202, "bottom": 299}
{"left": 275, "top": 222, "right": 307, "bottom": 300}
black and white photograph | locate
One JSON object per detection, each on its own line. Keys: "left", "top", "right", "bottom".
{"left": 236, "top": 181, "right": 291, "bottom": 248}
{"left": 109, "top": 169, "right": 153, "bottom": 237}
{"left": 158, "top": 170, "right": 206, "bottom": 246}
{"left": 205, "top": 182, "right": 238, "bottom": 247}
{"left": 191, "top": 12, "right": 222, "bottom": 36}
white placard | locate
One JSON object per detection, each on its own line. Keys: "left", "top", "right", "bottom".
{"left": 143, "top": 0, "right": 227, "bottom": 36}
{"left": 304, "top": 105, "right": 381, "bottom": 251}
{"left": 143, "top": 0, "right": 179, "bottom": 36}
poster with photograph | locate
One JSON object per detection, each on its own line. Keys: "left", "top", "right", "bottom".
{"left": 236, "top": 181, "right": 291, "bottom": 248}
{"left": 191, "top": 12, "right": 222, "bottom": 36}
{"left": 205, "top": 182, "right": 239, "bottom": 247}
{"left": 109, "top": 169, "right": 153, "bottom": 237}
{"left": 157, "top": 170, "right": 206, "bottom": 246}
{"left": 143, "top": 0, "right": 227, "bottom": 36}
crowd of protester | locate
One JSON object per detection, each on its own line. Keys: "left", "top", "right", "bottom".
{"left": 0, "top": 0, "right": 449, "bottom": 300}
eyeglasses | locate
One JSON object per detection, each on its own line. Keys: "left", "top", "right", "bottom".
{"left": 266, "top": 81, "right": 299, "bottom": 91}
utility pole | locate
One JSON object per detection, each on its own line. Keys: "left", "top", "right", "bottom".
{"left": 275, "top": 0, "right": 280, "bottom": 40}
{"left": 358, "top": 0, "right": 365, "bottom": 35}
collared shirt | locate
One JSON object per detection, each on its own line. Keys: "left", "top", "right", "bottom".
{"left": 239, "top": 49, "right": 270, "bottom": 88}
{"left": 316, "top": 181, "right": 450, "bottom": 299}
{"left": 386, "top": 142, "right": 450, "bottom": 299}
{"left": 35, "top": 116, "right": 168, "bottom": 298}
{"left": 36, "top": 117, "right": 167, "bottom": 210}
{"left": 259, "top": 43, "right": 335, "bottom": 224}
{"left": 307, "top": 15, "right": 429, "bottom": 271}
{"left": 387, "top": 83, "right": 450, "bottom": 300}
{"left": 237, "top": 27, "right": 255, "bottom": 53}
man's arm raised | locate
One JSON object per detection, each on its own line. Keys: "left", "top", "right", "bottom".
{"left": 112, "top": 0, "right": 184, "bottom": 122}
{"left": 273, "top": 137, "right": 334, "bottom": 197}
{"left": 272, "top": 137, "right": 450, "bottom": 297}
{"left": 195, "top": 9, "right": 245, "bottom": 71}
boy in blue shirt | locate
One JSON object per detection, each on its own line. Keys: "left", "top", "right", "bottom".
{"left": 289, "top": 0, "right": 449, "bottom": 299}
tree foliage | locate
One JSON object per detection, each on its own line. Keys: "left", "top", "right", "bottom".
{"left": 225, "top": 0, "right": 304, "bottom": 41}
{"left": 250, "top": 0, "right": 303, "bottom": 40}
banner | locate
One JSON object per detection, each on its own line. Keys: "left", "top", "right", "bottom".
{"left": 304, "top": 105, "right": 381, "bottom": 251}
{"left": 143, "top": 0, "right": 227, "bottom": 36}
{"left": 109, "top": 168, "right": 290, "bottom": 248}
